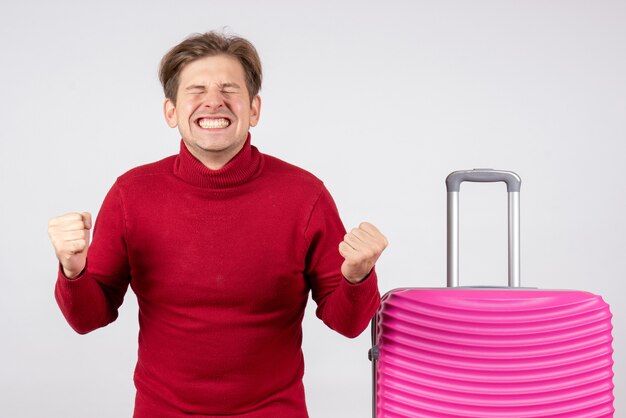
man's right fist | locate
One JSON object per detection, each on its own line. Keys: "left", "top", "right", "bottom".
{"left": 48, "top": 212, "right": 92, "bottom": 279}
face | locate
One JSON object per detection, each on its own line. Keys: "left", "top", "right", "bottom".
{"left": 164, "top": 54, "right": 261, "bottom": 169}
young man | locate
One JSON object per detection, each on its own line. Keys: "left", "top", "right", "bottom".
{"left": 48, "top": 31, "right": 387, "bottom": 418}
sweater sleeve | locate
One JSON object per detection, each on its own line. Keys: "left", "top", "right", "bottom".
{"left": 54, "top": 181, "right": 131, "bottom": 334}
{"left": 304, "top": 186, "right": 381, "bottom": 338}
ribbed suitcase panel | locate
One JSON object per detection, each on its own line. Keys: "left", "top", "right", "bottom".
{"left": 374, "top": 289, "right": 614, "bottom": 418}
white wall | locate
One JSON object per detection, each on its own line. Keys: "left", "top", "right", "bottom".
{"left": 1, "top": 1, "right": 624, "bottom": 416}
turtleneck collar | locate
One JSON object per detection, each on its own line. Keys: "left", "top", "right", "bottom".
{"left": 173, "top": 133, "right": 263, "bottom": 189}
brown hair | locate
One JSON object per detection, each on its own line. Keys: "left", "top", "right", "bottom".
{"left": 159, "top": 31, "right": 262, "bottom": 104}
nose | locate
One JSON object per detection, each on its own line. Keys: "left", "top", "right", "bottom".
{"left": 202, "top": 87, "right": 224, "bottom": 110}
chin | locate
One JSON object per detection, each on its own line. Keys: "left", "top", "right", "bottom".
{"left": 192, "top": 138, "right": 232, "bottom": 151}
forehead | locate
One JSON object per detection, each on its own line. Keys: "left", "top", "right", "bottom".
{"left": 179, "top": 54, "right": 247, "bottom": 86}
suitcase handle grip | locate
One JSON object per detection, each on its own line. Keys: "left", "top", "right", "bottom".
{"left": 446, "top": 169, "right": 521, "bottom": 288}
{"left": 446, "top": 169, "right": 521, "bottom": 192}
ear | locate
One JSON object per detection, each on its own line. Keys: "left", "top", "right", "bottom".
{"left": 249, "top": 95, "right": 261, "bottom": 127}
{"left": 163, "top": 98, "right": 178, "bottom": 128}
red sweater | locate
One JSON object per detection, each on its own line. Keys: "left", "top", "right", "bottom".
{"left": 55, "top": 136, "right": 380, "bottom": 417}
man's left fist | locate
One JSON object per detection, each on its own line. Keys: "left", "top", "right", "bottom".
{"left": 339, "top": 222, "right": 388, "bottom": 284}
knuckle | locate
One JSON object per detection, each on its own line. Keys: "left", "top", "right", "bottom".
{"left": 346, "top": 258, "right": 358, "bottom": 267}
{"left": 352, "top": 251, "right": 366, "bottom": 261}
{"left": 62, "top": 213, "right": 80, "bottom": 222}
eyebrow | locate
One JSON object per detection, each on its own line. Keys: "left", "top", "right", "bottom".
{"left": 185, "top": 84, "right": 206, "bottom": 91}
{"left": 184, "top": 83, "right": 241, "bottom": 91}
{"left": 219, "top": 82, "right": 241, "bottom": 90}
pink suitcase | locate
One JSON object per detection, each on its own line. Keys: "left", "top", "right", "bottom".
{"left": 369, "top": 170, "right": 614, "bottom": 417}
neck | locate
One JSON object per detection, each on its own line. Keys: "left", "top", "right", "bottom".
{"left": 174, "top": 133, "right": 263, "bottom": 189}
{"left": 183, "top": 141, "right": 246, "bottom": 171}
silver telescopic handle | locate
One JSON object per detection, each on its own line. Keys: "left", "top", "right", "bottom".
{"left": 446, "top": 169, "right": 521, "bottom": 288}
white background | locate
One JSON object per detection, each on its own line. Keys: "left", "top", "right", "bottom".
{"left": 1, "top": 1, "right": 624, "bottom": 417}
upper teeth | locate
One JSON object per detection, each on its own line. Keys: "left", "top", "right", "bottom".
{"left": 198, "top": 118, "right": 230, "bottom": 129}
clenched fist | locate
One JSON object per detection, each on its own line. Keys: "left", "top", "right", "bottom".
{"left": 339, "top": 222, "right": 388, "bottom": 284}
{"left": 48, "top": 212, "right": 92, "bottom": 279}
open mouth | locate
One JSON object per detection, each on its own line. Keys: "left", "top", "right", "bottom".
{"left": 196, "top": 117, "right": 231, "bottom": 129}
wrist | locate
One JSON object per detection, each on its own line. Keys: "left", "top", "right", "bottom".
{"left": 344, "top": 269, "right": 373, "bottom": 285}
{"left": 61, "top": 264, "right": 86, "bottom": 280}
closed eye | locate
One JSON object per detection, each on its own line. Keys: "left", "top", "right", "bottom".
{"left": 185, "top": 85, "right": 206, "bottom": 94}
{"left": 219, "top": 82, "right": 241, "bottom": 94}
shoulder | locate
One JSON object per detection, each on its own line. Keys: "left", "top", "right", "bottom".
{"left": 261, "top": 153, "right": 325, "bottom": 192}
{"left": 115, "top": 155, "right": 177, "bottom": 186}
